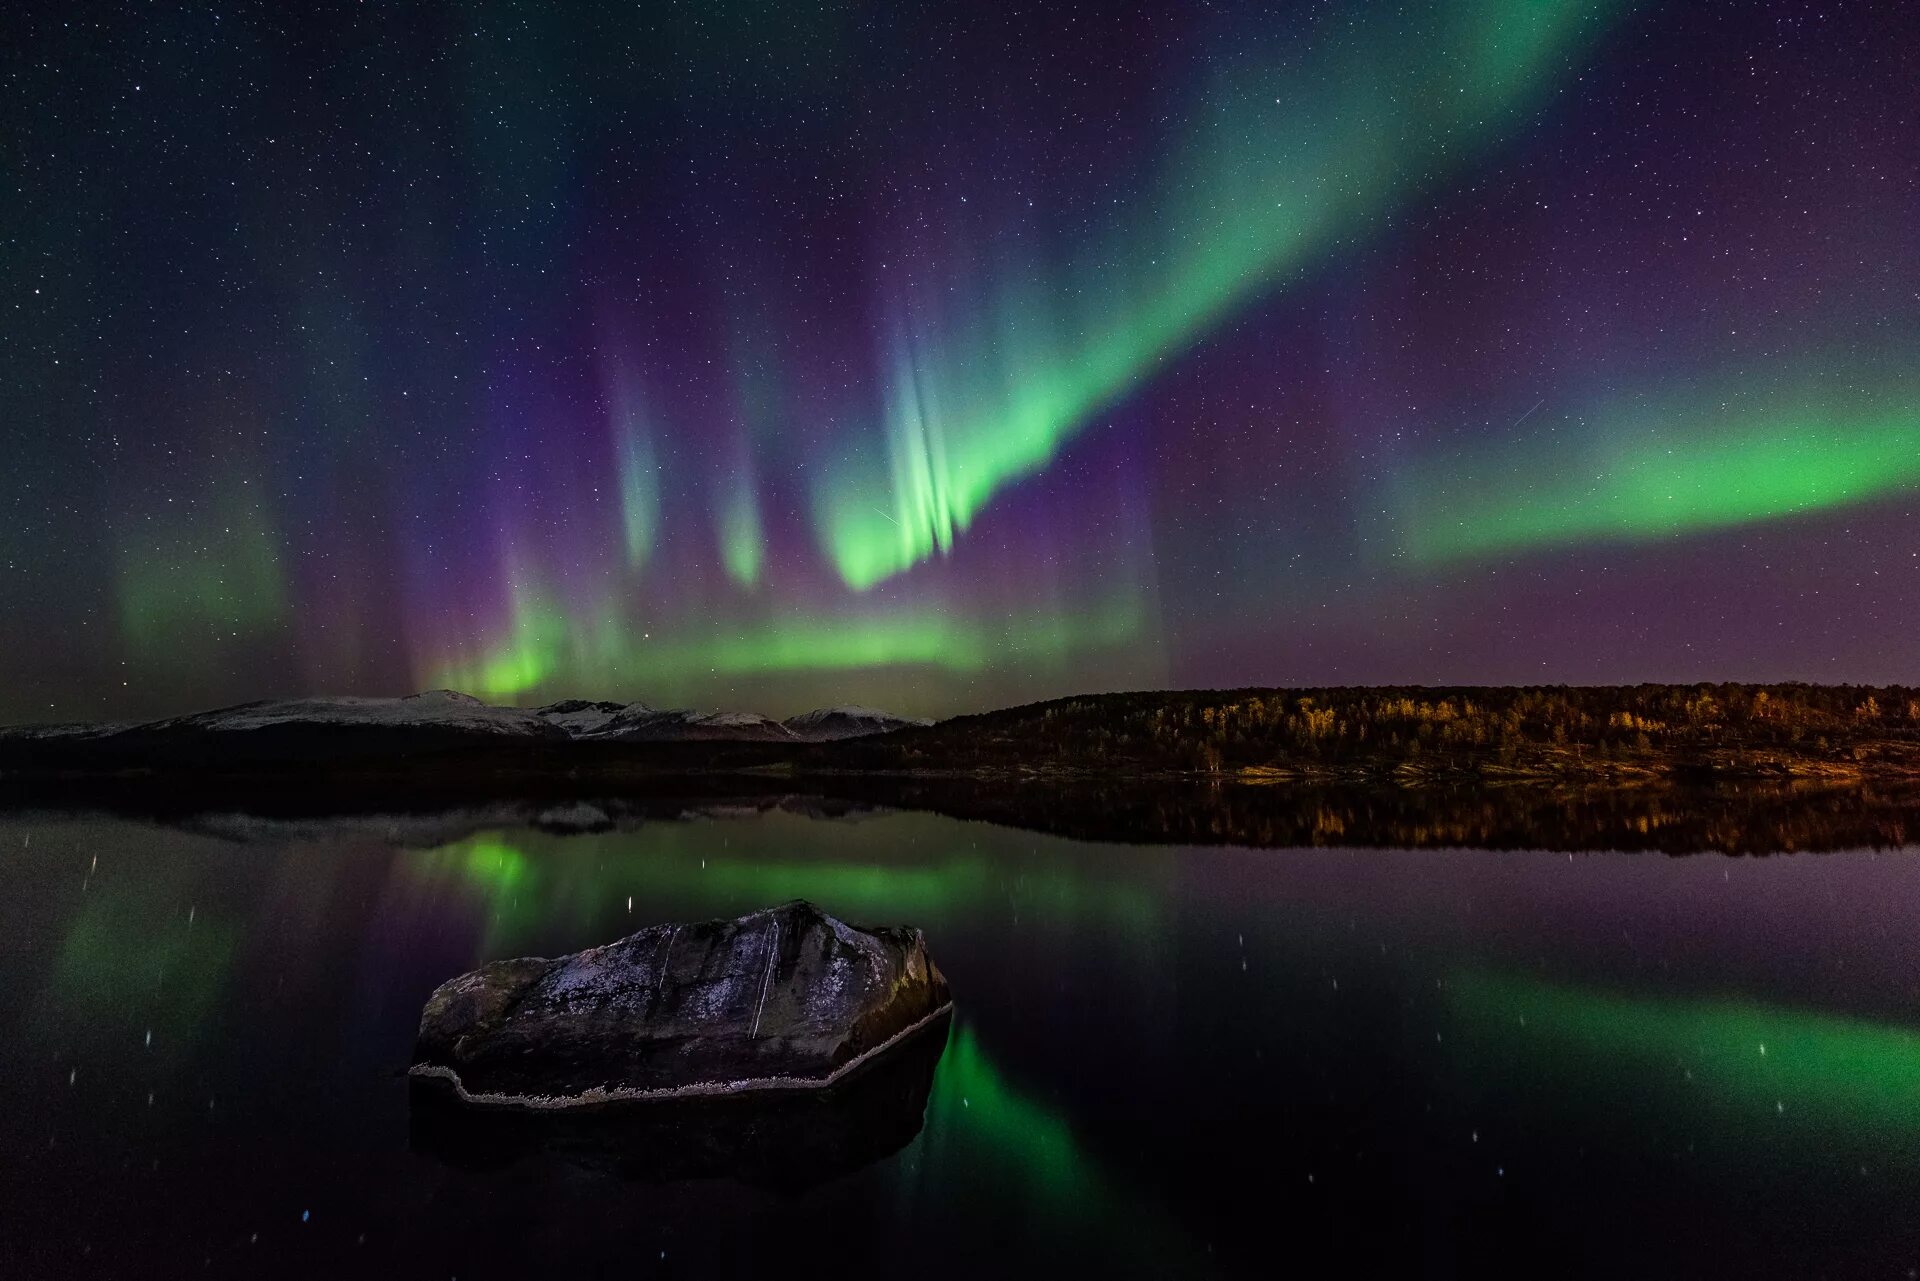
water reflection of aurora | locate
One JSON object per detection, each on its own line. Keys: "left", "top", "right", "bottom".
{"left": 1448, "top": 970, "right": 1920, "bottom": 1143}
{"left": 394, "top": 822, "right": 1167, "bottom": 959}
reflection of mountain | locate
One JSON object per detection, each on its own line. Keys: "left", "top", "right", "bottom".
{"left": 19, "top": 775, "right": 1920, "bottom": 855}
{"left": 410, "top": 1009, "right": 951, "bottom": 1190}
{"left": 169, "top": 794, "right": 901, "bottom": 849}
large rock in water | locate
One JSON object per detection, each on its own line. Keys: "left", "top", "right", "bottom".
{"left": 410, "top": 900, "right": 952, "bottom": 1107}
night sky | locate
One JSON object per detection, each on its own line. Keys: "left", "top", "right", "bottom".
{"left": 4, "top": 1, "right": 1916, "bottom": 723}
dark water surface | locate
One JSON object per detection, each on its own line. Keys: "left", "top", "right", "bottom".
{"left": 3, "top": 804, "right": 1919, "bottom": 1278}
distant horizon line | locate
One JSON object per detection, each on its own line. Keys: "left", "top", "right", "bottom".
{"left": 10, "top": 677, "right": 1919, "bottom": 731}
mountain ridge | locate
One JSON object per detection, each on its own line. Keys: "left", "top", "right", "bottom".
{"left": 0, "top": 690, "right": 927, "bottom": 748}
{"left": 9, "top": 683, "right": 1920, "bottom": 787}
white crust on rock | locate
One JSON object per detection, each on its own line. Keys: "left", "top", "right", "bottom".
{"left": 409, "top": 999, "right": 954, "bottom": 1110}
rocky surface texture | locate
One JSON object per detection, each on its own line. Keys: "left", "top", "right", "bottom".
{"left": 411, "top": 900, "right": 951, "bottom": 1107}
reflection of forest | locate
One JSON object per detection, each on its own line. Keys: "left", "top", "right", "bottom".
{"left": 841, "top": 776, "right": 1920, "bottom": 854}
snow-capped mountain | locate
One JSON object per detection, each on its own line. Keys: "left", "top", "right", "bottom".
{"left": 587, "top": 707, "right": 803, "bottom": 743}
{"left": 782, "top": 705, "right": 934, "bottom": 741}
{"left": 148, "top": 689, "right": 565, "bottom": 739}
{"left": 0, "top": 689, "right": 572, "bottom": 772}
{"left": 0, "top": 690, "right": 931, "bottom": 772}
{"left": 531, "top": 699, "right": 638, "bottom": 737}
{"left": 0, "top": 720, "right": 133, "bottom": 742}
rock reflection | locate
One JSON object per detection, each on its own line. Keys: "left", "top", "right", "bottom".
{"left": 409, "top": 1010, "right": 950, "bottom": 1191}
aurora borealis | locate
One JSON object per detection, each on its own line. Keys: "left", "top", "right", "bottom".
{"left": 5, "top": 1, "right": 1918, "bottom": 721}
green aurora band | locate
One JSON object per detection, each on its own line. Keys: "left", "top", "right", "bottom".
{"left": 815, "top": 0, "right": 1634, "bottom": 590}
{"left": 1449, "top": 970, "right": 1920, "bottom": 1138}
{"left": 426, "top": 580, "right": 1149, "bottom": 700}
{"left": 1396, "top": 362, "right": 1920, "bottom": 565}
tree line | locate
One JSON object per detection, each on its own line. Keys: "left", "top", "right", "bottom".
{"left": 828, "top": 684, "right": 1920, "bottom": 777}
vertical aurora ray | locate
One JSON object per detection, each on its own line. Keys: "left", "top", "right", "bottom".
{"left": 714, "top": 311, "right": 787, "bottom": 590}
{"left": 611, "top": 381, "right": 660, "bottom": 571}
{"left": 466, "top": 578, "right": 564, "bottom": 697}
{"left": 718, "top": 469, "right": 764, "bottom": 588}
{"left": 816, "top": 0, "right": 1634, "bottom": 589}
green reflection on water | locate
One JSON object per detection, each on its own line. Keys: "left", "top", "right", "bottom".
{"left": 904, "top": 1018, "right": 1193, "bottom": 1267}
{"left": 402, "top": 818, "right": 1163, "bottom": 960}
{"left": 1451, "top": 970, "right": 1920, "bottom": 1137}
{"left": 47, "top": 878, "right": 237, "bottom": 1062}
{"left": 926, "top": 1021, "right": 1084, "bottom": 1193}
{"left": 456, "top": 838, "right": 534, "bottom": 896}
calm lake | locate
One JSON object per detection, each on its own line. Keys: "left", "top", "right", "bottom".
{"left": 3, "top": 799, "right": 1918, "bottom": 1278}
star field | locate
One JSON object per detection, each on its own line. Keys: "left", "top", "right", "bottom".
{"left": 3, "top": 1, "right": 1916, "bottom": 720}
